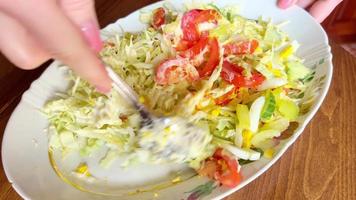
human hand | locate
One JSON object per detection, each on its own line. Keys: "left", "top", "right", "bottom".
{"left": 277, "top": 0, "right": 343, "bottom": 23}
{"left": 0, "top": 0, "right": 111, "bottom": 93}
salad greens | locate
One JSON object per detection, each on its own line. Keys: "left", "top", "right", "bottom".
{"left": 44, "top": 3, "right": 314, "bottom": 188}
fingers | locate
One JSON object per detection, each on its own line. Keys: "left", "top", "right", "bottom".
{"left": 295, "top": 0, "right": 315, "bottom": 8}
{"left": 276, "top": 0, "right": 342, "bottom": 23}
{"left": 308, "top": 0, "right": 343, "bottom": 23}
{"left": 277, "top": 0, "right": 298, "bottom": 9}
{"left": 0, "top": 12, "right": 50, "bottom": 69}
{"left": 60, "top": 0, "right": 102, "bottom": 52}
{"left": 1, "top": 1, "right": 111, "bottom": 92}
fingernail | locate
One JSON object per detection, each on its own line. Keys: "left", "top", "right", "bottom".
{"left": 81, "top": 21, "right": 103, "bottom": 53}
{"left": 95, "top": 84, "right": 111, "bottom": 94}
{"left": 278, "top": 0, "right": 292, "bottom": 9}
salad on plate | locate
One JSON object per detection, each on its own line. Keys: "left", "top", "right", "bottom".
{"left": 44, "top": 3, "right": 314, "bottom": 188}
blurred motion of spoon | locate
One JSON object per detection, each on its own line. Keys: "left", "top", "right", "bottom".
{"left": 105, "top": 66, "right": 212, "bottom": 163}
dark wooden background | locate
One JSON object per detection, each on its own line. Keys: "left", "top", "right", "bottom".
{"left": 1, "top": 0, "right": 355, "bottom": 199}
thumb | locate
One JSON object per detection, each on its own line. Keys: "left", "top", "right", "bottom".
{"left": 277, "top": 0, "right": 299, "bottom": 9}
{"left": 60, "top": 0, "right": 102, "bottom": 52}
{"left": 308, "top": 0, "right": 343, "bottom": 23}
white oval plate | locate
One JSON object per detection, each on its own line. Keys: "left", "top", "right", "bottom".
{"left": 2, "top": 0, "right": 332, "bottom": 199}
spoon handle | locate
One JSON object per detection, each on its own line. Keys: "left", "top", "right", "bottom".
{"left": 105, "top": 66, "right": 152, "bottom": 121}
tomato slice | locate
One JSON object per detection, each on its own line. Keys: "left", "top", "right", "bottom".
{"left": 244, "top": 73, "right": 265, "bottom": 88}
{"left": 155, "top": 58, "right": 199, "bottom": 85}
{"left": 198, "top": 37, "right": 220, "bottom": 77}
{"left": 197, "top": 160, "right": 218, "bottom": 179}
{"left": 223, "top": 40, "right": 259, "bottom": 56}
{"left": 181, "top": 9, "right": 202, "bottom": 42}
{"left": 179, "top": 37, "right": 220, "bottom": 78}
{"left": 194, "top": 9, "right": 220, "bottom": 24}
{"left": 181, "top": 9, "right": 221, "bottom": 43}
{"left": 213, "top": 149, "right": 241, "bottom": 188}
{"left": 216, "top": 165, "right": 241, "bottom": 188}
{"left": 221, "top": 61, "right": 265, "bottom": 88}
{"left": 180, "top": 36, "right": 208, "bottom": 59}
{"left": 175, "top": 39, "right": 192, "bottom": 51}
{"left": 214, "top": 87, "right": 237, "bottom": 106}
{"left": 221, "top": 61, "right": 244, "bottom": 82}
{"left": 198, "top": 148, "right": 241, "bottom": 188}
{"left": 151, "top": 7, "right": 166, "bottom": 29}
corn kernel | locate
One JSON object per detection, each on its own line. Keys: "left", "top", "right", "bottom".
{"left": 211, "top": 108, "right": 220, "bottom": 117}
{"left": 171, "top": 176, "right": 181, "bottom": 183}
{"left": 139, "top": 96, "right": 145, "bottom": 103}
{"left": 196, "top": 104, "right": 202, "bottom": 110}
{"left": 164, "top": 126, "right": 171, "bottom": 133}
{"left": 242, "top": 130, "right": 253, "bottom": 149}
{"left": 271, "top": 69, "right": 282, "bottom": 77}
{"left": 154, "top": 193, "right": 159, "bottom": 198}
{"left": 264, "top": 148, "right": 275, "bottom": 158}
{"left": 280, "top": 45, "right": 293, "bottom": 59}
{"left": 76, "top": 163, "right": 91, "bottom": 177}
{"left": 266, "top": 62, "right": 273, "bottom": 70}
{"left": 284, "top": 84, "right": 293, "bottom": 88}
{"left": 255, "top": 47, "right": 263, "bottom": 53}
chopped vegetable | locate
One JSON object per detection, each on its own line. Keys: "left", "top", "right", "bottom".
{"left": 236, "top": 104, "right": 250, "bottom": 130}
{"left": 198, "top": 148, "right": 241, "bottom": 188}
{"left": 258, "top": 78, "right": 287, "bottom": 91}
{"left": 249, "top": 96, "right": 266, "bottom": 133}
{"left": 223, "top": 40, "right": 259, "bottom": 56}
{"left": 222, "top": 144, "right": 261, "bottom": 160}
{"left": 221, "top": 61, "right": 265, "bottom": 88}
{"left": 286, "top": 61, "right": 311, "bottom": 81}
{"left": 44, "top": 4, "right": 315, "bottom": 188}
{"left": 251, "top": 130, "right": 281, "bottom": 147}
{"left": 260, "top": 117, "right": 290, "bottom": 132}
{"left": 152, "top": 7, "right": 166, "bottom": 29}
{"left": 155, "top": 58, "right": 199, "bottom": 85}
{"left": 277, "top": 99, "right": 299, "bottom": 121}
{"left": 261, "top": 91, "right": 276, "bottom": 121}
{"left": 181, "top": 9, "right": 220, "bottom": 46}
{"left": 263, "top": 148, "right": 275, "bottom": 158}
{"left": 214, "top": 87, "right": 236, "bottom": 105}
{"left": 198, "top": 37, "right": 220, "bottom": 77}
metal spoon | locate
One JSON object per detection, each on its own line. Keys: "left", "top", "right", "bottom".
{"left": 105, "top": 66, "right": 153, "bottom": 126}
{"left": 105, "top": 66, "right": 212, "bottom": 163}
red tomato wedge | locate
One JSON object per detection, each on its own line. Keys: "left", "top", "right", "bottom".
{"left": 198, "top": 37, "right": 220, "bottom": 77}
{"left": 152, "top": 7, "right": 166, "bottom": 29}
{"left": 155, "top": 58, "right": 199, "bottom": 85}
{"left": 179, "top": 37, "right": 220, "bottom": 78}
{"left": 181, "top": 9, "right": 202, "bottom": 42}
{"left": 194, "top": 9, "right": 220, "bottom": 24}
{"left": 179, "top": 36, "right": 209, "bottom": 59}
{"left": 244, "top": 73, "right": 265, "bottom": 88}
{"left": 198, "top": 148, "right": 241, "bottom": 188}
{"left": 223, "top": 40, "right": 259, "bottom": 56}
{"left": 213, "top": 149, "right": 241, "bottom": 188}
{"left": 221, "top": 61, "right": 265, "bottom": 88}
{"left": 214, "top": 87, "right": 237, "bottom": 106}
{"left": 179, "top": 9, "right": 221, "bottom": 48}
{"left": 175, "top": 40, "right": 191, "bottom": 51}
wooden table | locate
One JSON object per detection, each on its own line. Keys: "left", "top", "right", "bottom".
{"left": 0, "top": 1, "right": 355, "bottom": 199}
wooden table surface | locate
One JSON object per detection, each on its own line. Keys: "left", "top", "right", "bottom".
{"left": 0, "top": 1, "right": 355, "bottom": 199}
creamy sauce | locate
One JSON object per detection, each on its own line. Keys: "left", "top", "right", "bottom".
{"left": 139, "top": 117, "right": 212, "bottom": 163}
